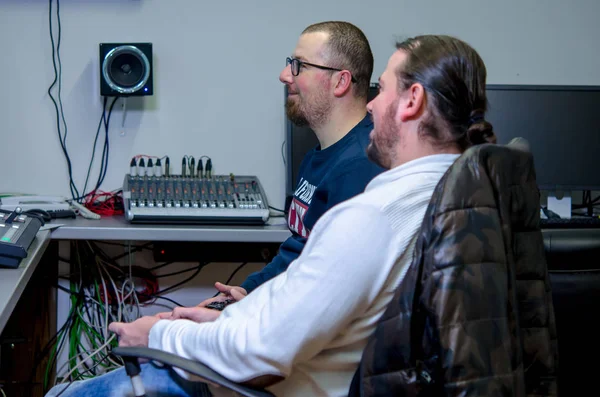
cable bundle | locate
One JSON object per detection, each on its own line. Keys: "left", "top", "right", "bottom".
{"left": 83, "top": 189, "right": 124, "bottom": 216}
{"left": 47, "top": 241, "right": 157, "bottom": 388}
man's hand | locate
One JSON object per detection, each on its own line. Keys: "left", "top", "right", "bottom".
{"left": 109, "top": 316, "right": 160, "bottom": 347}
{"left": 154, "top": 311, "right": 174, "bottom": 319}
{"left": 197, "top": 282, "right": 248, "bottom": 307}
{"left": 170, "top": 306, "right": 221, "bottom": 322}
{"left": 215, "top": 282, "right": 248, "bottom": 301}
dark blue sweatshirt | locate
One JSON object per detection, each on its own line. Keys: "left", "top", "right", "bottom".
{"left": 240, "top": 115, "right": 384, "bottom": 293}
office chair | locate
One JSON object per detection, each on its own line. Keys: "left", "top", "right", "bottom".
{"left": 508, "top": 135, "right": 595, "bottom": 391}
{"left": 113, "top": 139, "right": 558, "bottom": 396}
{"left": 112, "top": 346, "right": 273, "bottom": 397}
{"left": 544, "top": 229, "right": 600, "bottom": 396}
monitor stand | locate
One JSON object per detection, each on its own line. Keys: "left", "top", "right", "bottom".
{"left": 547, "top": 190, "right": 571, "bottom": 219}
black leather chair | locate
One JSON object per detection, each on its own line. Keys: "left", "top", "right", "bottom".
{"left": 544, "top": 228, "right": 600, "bottom": 396}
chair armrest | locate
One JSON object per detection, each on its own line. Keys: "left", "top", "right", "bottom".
{"left": 112, "top": 346, "right": 275, "bottom": 397}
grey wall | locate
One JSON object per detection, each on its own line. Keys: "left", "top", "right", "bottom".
{"left": 1, "top": 0, "right": 599, "bottom": 208}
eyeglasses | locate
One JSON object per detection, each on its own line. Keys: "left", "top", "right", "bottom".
{"left": 286, "top": 57, "right": 356, "bottom": 83}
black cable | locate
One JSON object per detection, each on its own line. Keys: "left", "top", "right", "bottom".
{"left": 58, "top": 255, "right": 72, "bottom": 264}
{"left": 54, "top": 376, "right": 75, "bottom": 397}
{"left": 97, "top": 241, "right": 153, "bottom": 249}
{"left": 36, "top": 285, "right": 82, "bottom": 357}
{"left": 88, "top": 242, "right": 126, "bottom": 275}
{"left": 56, "top": 0, "right": 68, "bottom": 154}
{"left": 94, "top": 294, "right": 107, "bottom": 341}
{"left": 56, "top": 284, "right": 75, "bottom": 294}
{"left": 29, "top": 309, "right": 74, "bottom": 389}
{"left": 69, "top": 352, "right": 112, "bottom": 382}
{"left": 58, "top": 260, "right": 96, "bottom": 382}
{"left": 82, "top": 97, "right": 108, "bottom": 199}
{"left": 29, "top": 281, "right": 85, "bottom": 393}
{"left": 96, "top": 97, "right": 119, "bottom": 191}
{"left": 81, "top": 296, "right": 104, "bottom": 355}
{"left": 225, "top": 262, "right": 249, "bottom": 285}
{"left": 149, "top": 261, "right": 176, "bottom": 271}
{"left": 211, "top": 262, "right": 250, "bottom": 298}
{"left": 154, "top": 264, "right": 205, "bottom": 278}
{"left": 110, "top": 241, "right": 154, "bottom": 262}
{"left": 154, "top": 265, "right": 206, "bottom": 295}
{"left": 74, "top": 342, "right": 95, "bottom": 378}
{"left": 52, "top": 355, "right": 103, "bottom": 392}
{"left": 281, "top": 140, "right": 287, "bottom": 167}
{"left": 269, "top": 205, "right": 287, "bottom": 214}
{"left": 51, "top": 325, "right": 70, "bottom": 384}
{"left": 21, "top": 211, "right": 46, "bottom": 226}
{"left": 143, "top": 294, "right": 184, "bottom": 307}
{"left": 572, "top": 191, "right": 600, "bottom": 211}
{"left": 48, "top": 0, "right": 79, "bottom": 199}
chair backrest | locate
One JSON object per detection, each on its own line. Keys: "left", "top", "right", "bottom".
{"left": 545, "top": 229, "right": 600, "bottom": 396}
{"left": 350, "top": 142, "right": 559, "bottom": 396}
{"left": 504, "top": 136, "right": 600, "bottom": 394}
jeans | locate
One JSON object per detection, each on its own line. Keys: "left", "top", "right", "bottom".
{"left": 45, "top": 362, "right": 212, "bottom": 397}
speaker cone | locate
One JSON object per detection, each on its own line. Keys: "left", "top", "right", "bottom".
{"left": 102, "top": 45, "right": 151, "bottom": 95}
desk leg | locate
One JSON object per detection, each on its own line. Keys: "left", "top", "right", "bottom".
{"left": 0, "top": 241, "right": 58, "bottom": 397}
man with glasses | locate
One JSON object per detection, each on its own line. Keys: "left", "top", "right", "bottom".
{"left": 190, "top": 21, "right": 384, "bottom": 314}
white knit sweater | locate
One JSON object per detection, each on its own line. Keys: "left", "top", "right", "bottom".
{"left": 149, "top": 154, "right": 459, "bottom": 396}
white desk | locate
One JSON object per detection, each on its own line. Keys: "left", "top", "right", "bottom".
{"left": 0, "top": 230, "right": 51, "bottom": 334}
{"left": 50, "top": 216, "right": 291, "bottom": 242}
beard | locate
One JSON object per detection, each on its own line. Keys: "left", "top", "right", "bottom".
{"left": 286, "top": 99, "right": 309, "bottom": 126}
{"left": 285, "top": 90, "right": 332, "bottom": 129}
{"left": 367, "top": 100, "right": 400, "bottom": 169}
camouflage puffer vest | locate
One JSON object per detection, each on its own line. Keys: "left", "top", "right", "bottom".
{"left": 350, "top": 144, "right": 559, "bottom": 396}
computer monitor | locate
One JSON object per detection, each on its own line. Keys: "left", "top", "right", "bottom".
{"left": 486, "top": 84, "right": 600, "bottom": 191}
{"left": 285, "top": 83, "right": 379, "bottom": 204}
{"left": 285, "top": 84, "right": 600, "bottom": 215}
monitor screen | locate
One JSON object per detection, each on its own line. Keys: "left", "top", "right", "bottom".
{"left": 285, "top": 84, "right": 600, "bottom": 204}
{"left": 486, "top": 85, "right": 600, "bottom": 190}
{"left": 285, "top": 83, "right": 379, "bottom": 201}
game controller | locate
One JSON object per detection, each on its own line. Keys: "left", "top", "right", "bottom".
{"left": 205, "top": 298, "right": 235, "bottom": 311}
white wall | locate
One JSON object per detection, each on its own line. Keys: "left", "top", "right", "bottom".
{"left": 1, "top": 0, "right": 599, "bottom": 208}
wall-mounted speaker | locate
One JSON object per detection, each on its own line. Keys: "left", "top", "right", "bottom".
{"left": 99, "top": 42, "right": 153, "bottom": 96}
